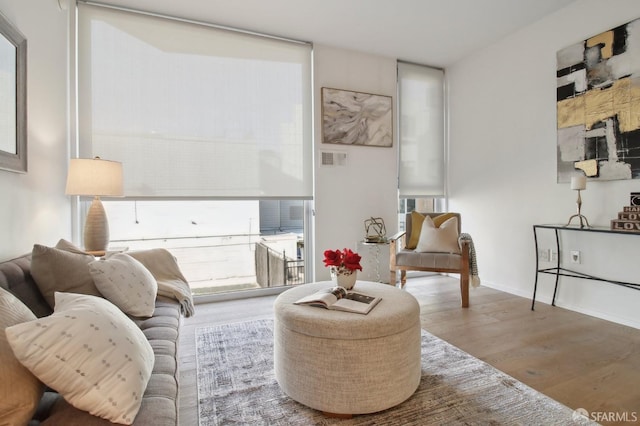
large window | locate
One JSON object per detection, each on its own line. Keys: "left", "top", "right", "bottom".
{"left": 397, "top": 62, "right": 445, "bottom": 199}
{"left": 100, "top": 199, "right": 304, "bottom": 295}
{"left": 77, "top": 3, "right": 312, "bottom": 199}
{"left": 76, "top": 4, "right": 313, "bottom": 296}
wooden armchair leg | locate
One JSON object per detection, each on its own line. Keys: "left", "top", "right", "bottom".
{"left": 460, "top": 273, "right": 470, "bottom": 308}
{"left": 400, "top": 270, "right": 407, "bottom": 286}
{"left": 390, "top": 270, "right": 396, "bottom": 286}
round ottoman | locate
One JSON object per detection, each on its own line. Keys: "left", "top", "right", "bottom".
{"left": 274, "top": 281, "right": 421, "bottom": 415}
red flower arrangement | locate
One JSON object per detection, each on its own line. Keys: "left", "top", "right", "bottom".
{"left": 323, "top": 248, "right": 363, "bottom": 275}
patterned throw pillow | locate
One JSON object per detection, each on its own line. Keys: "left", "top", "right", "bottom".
{"left": 415, "top": 216, "right": 461, "bottom": 254}
{"left": 89, "top": 253, "right": 158, "bottom": 317}
{"left": 0, "top": 287, "right": 43, "bottom": 426}
{"left": 6, "top": 292, "right": 154, "bottom": 425}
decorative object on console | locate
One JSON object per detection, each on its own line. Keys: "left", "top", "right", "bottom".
{"left": 65, "top": 157, "right": 123, "bottom": 253}
{"left": 321, "top": 87, "right": 393, "bottom": 147}
{"left": 611, "top": 192, "right": 640, "bottom": 232}
{"left": 323, "top": 248, "right": 362, "bottom": 290}
{"left": 364, "top": 216, "right": 386, "bottom": 242}
{"left": 565, "top": 174, "right": 590, "bottom": 228}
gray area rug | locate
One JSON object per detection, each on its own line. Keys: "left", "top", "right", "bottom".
{"left": 196, "top": 319, "right": 594, "bottom": 425}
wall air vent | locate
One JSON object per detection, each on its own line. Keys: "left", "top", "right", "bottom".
{"left": 320, "top": 151, "right": 347, "bottom": 167}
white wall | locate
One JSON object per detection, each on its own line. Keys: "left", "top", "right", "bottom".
{"left": 313, "top": 44, "right": 398, "bottom": 280}
{"left": 0, "top": 0, "right": 70, "bottom": 260}
{"left": 448, "top": 0, "right": 640, "bottom": 328}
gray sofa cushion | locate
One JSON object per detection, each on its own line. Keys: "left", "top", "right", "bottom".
{"left": 0, "top": 254, "right": 51, "bottom": 318}
{"left": 0, "top": 254, "right": 181, "bottom": 426}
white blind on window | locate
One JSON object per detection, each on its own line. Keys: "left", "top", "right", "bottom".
{"left": 77, "top": 4, "right": 313, "bottom": 199}
{"left": 397, "top": 62, "right": 445, "bottom": 198}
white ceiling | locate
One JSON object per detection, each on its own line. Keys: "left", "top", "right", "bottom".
{"left": 93, "top": 0, "right": 576, "bottom": 67}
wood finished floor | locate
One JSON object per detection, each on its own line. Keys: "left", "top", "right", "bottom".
{"left": 178, "top": 275, "right": 640, "bottom": 426}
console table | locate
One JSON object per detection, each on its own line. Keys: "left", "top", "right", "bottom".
{"left": 531, "top": 224, "right": 640, "bottom": 310}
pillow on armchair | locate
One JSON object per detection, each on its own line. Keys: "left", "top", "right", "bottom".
{"left": 407, "top": 212, "right": 457, "bottom": 249}
{"left": 415, "top": 216, "right": 461, "bottom": 254}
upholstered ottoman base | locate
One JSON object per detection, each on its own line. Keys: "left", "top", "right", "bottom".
{"left": 274, "top": 281, "right": 421, "bottom": 415}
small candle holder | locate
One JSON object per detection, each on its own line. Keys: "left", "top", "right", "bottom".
{"left": 565, "top": 175, "right": 590, "bottom": 228}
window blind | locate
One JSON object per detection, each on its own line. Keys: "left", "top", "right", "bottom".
{"left": 77, "top": 4, "right": 313, "bottom": 199}
{"left": 397, "top": 62, "right": 445, "bottom": 198}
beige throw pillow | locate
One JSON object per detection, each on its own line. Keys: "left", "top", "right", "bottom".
{"left": 89, "top": 253, "right": 158, "bottom": 317}
{"left": 0, "top": 288, "right": 43, "bottom": 426}
{"left": 407, "top": 212, "right": 457, "bottom": 249}
{"left": 6, "top": 292, "right": 154, "bottom": 425}
{"left": 415, "top": 216, "right": 461, "bottom": 254}
{"left": 30, "top": 240, "right": 101, "bottom": 308}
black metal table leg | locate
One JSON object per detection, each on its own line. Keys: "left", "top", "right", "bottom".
{"left": 551, "top": 228, "right": 561, "bottom": 306}
{"left": 531, "top": 225, "right": 539, "bottom": 310}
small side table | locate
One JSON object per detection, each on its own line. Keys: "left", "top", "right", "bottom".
{"left": 356, "top": 241, "right": 391, "bottom": 284}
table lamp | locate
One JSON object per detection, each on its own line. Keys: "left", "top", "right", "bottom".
{"left": 565, "top": 174, "right": 590, "bottom": 228}
{"left": 65, "top": 157, "right": 123, "bottom": 253}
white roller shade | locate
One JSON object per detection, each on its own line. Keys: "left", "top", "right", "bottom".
{"left": 397, "top": 62, "right": 445, "bottom": 198}
{"left": 78, "top": 4, "right": 313, "bottom": 199}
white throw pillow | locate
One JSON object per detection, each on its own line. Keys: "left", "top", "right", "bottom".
{"left": 89, "top": 253, "right": 158, "bottom": 317}
{"left": 415, "top": 216, "right": 461, "bottom": 254}
{"left": 6, "top": 292, "right": 154, "bottom": 425}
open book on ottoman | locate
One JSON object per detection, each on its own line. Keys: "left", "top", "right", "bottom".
{"left": 293, "top": 286, "right": 381, "bottom": 314}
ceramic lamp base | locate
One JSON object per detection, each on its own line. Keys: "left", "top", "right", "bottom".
{"left": 84, "top": 196, "right": 110, "bottom": 252}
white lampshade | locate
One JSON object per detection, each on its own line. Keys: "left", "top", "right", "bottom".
{"left": 65, "top": 157, "right": 124, "bottom": 196}
{"left": 65, "top": 157, "right": 123, "bottom": 253}
{"left": 570, "top": 175, "right": 586, "bottom": 191}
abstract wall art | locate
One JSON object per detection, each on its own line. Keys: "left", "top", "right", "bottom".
{"left": 557, "top": 17, "right": 640, "bottom": 182}
{"left": 321, "top": 87, "right": 392, "bottom": 147}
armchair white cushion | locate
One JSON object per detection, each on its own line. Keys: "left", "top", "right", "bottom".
{"left": 415, "top": 216, "right": 461, "bottom": 254}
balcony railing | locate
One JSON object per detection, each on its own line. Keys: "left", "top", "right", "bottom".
{"left": 110, "top": 233, "right": 304, "bottom": 295}
{"left": 255, "top": 242, "right": 304, "bottom": 287}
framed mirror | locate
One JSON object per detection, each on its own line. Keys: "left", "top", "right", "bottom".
{"left": 0, "top": 11, "right": 26, "bottom": 173}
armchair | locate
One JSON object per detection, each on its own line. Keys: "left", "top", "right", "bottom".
{"left": 389, "top": 212, "right": 470, "bottom": 308}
